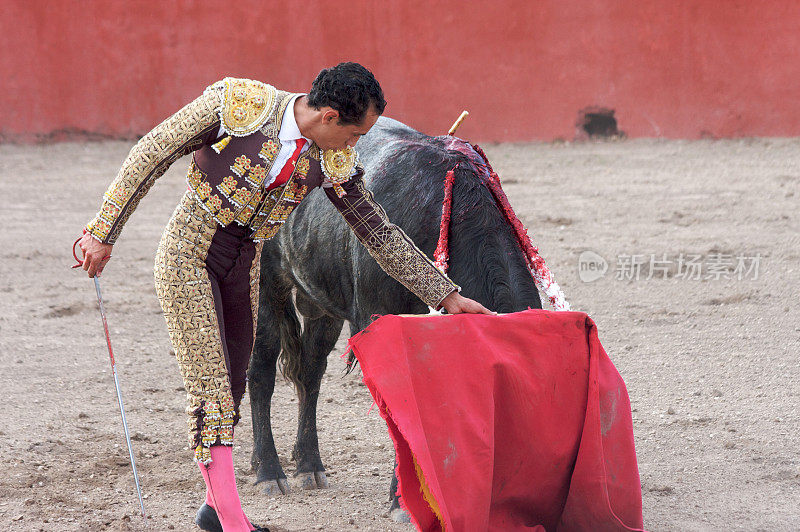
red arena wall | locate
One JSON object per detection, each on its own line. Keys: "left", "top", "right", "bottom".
{"left": 3, "top": 0, "right": 800, "bottom": 142}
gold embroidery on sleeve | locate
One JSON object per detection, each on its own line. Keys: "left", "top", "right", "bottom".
{"left": 85, "top": 88, "right": 222, "bottom": 244}
{"left": 338, "top": 180, "right": 459, "bottom": 308}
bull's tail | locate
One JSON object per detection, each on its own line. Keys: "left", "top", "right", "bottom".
{"left": 254, "top": 262, "right": 305, "bottom": 396}
{"left": 276, "top": 290, "right": 305, "bottom": 396}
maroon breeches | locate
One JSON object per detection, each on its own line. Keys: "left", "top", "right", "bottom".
{"left": 205, "top": 223, "right": 258, "bottom": 411}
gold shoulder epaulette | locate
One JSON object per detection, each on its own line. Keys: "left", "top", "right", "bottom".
{"left": 216, "top": 77, "right": 278, "bottom": 137}
{"left": 322, "top": 147, "right": 359, "bottom": 197}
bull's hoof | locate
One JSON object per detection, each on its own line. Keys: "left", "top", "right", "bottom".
{"left": 258, "top": 478, "right": 290, "bottom": 496}
{"left": 314, "top": 471, "right": 329, "bottom": 489}
{"left": 390, "top": 508, "right": 411, "bottom": 523}
{"left": 296, "top": 471, "right": 329, "bottom": 490}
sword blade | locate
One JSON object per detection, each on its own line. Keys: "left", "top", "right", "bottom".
{"left": 93, "top": 276, "right": 147, "bottom": 518}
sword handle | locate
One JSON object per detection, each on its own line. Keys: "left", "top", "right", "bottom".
{"left": 73, "top": 230, "right": 112, "bottom": 271}
{"left": 72, "top": 236, "right": 84, "bottom": 268}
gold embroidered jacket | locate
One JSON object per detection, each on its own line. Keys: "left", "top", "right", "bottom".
{"left": 86, "top": 77, "right": 458, "bottom": 308}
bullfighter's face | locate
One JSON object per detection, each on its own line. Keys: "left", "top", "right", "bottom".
{"left": 314, "top": 107, "right": 380, "bottom": 151}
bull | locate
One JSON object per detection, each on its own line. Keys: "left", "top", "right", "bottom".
{"left": 247, "top": 116, "right": 543, "bottom": 516}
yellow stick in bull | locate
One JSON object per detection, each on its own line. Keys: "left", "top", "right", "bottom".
{"left": 448, "top": 110, "right": 469, "bottom": 135}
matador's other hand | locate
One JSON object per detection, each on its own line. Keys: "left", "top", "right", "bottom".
{"left": 78, "top": 233, "right": 113, "bottom": 278}
{"left": 440, "top": 291, "right": 496, "bottom": 315}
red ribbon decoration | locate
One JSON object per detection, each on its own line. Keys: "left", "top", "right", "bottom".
{"left": 432, "top": 168, "right": 456, "bottom": 273}
{"left": 432, "top": 141, "right": 569, "bottom": 310}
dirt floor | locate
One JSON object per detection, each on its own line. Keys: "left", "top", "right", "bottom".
{"left": 0, "top": 136, "right": 798, "bottom": 531}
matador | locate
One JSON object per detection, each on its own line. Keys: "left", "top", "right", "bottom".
{"left": 78, "top": 62, "right": 492, "bottom": 531}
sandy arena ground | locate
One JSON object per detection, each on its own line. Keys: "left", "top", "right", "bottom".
{"left": 0, "top": 136, "right": 798, "bottom": 531}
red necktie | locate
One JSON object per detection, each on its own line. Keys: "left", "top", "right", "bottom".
{"left": 269, "top": 138, "right": 307, "bottom": 190}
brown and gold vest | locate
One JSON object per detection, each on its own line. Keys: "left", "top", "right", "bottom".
{"left": 189, "top": 80, "right": 325, "bottom": 241}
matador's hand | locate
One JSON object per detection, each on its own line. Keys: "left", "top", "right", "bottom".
{"left": 77, "top": 233, "right": 113, "bottom": 278}
{"left": 440, "top": 291, "right": 496, "bottom": 315}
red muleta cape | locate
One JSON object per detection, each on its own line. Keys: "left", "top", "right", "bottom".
{"left": 348, "top": 309, "right": 645, "bottom": 532}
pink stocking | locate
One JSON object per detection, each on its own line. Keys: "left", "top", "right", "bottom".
{"left": 198, "top": 445, "right": 254, "bottom": 531}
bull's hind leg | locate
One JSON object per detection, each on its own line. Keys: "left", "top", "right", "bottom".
{"left": 349, "top": 318, "right": 411, "bottom": 523}
{"left": 292, "top": 292, "right": 344, "bottom": 490}
{"left": 248, "top": 255, "right": 296, "bottom": 496}
{"left": 388, "top": 462, "right": 411, "bottom": 523}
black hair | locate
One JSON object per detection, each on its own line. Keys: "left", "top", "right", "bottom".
{"left": 307, "top": 62, "right": 387, "bottom": 125}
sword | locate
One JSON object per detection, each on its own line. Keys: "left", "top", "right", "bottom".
{"left": 73, "top": 237, "right": 146, "bottom": 518}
